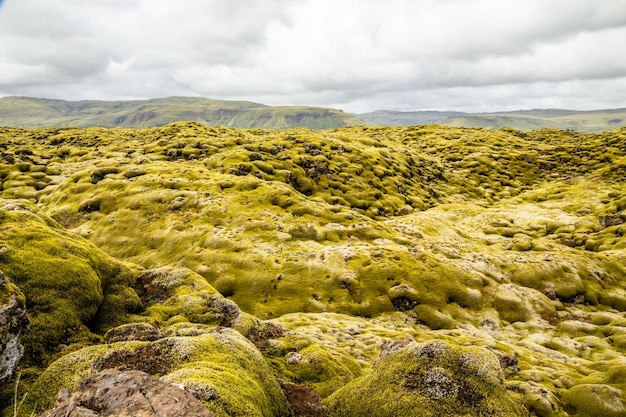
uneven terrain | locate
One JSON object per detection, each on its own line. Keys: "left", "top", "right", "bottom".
{"left": 1, "top": 123, "right": 625, "bottom": 416}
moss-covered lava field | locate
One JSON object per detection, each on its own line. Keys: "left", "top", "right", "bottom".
{"left": 1, "top": 123, "right": 626, "bottom": 416}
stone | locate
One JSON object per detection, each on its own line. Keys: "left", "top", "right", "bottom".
{"left": 324, "top": 340, "right": 526, "bottom": 417}
{"left": 40, "top": 368, "right": 214, "bottom": 417}
{"left": 0, "top": 271, "right": 29, "bottom": 387}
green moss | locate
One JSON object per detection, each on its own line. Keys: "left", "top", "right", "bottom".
{"left": 0, "top": 204, "right": 141, "bottom": 365}
{"left": 3, "top": 124, "right": 626, "bottom": 415}
{"left": 509, "top": 262, "right": 585, "bottom": 301}
{"left": 270, "top": 343, "right": 359, "bottom": 398}
{"left": 413, "top": 304, "right": 455, "bottom": 329}
{"left": 22, "top": 329, "right": 290, "bottom": 417}
{"left": 561, "top": 384, "right": 626, "bottom": 417}
{"left": 324, "top": 340, "right": 526, "bottom": 417}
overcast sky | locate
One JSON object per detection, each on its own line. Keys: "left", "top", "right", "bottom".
{"left": 1, "top": 0, "right": 625, "bottom": 113}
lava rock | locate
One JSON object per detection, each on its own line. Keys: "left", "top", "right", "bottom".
{"left": 0, "top": 271, "right": 29, "bottom": 387}
{"left": 40, "top": 368, "right": 214, "bottom": 417}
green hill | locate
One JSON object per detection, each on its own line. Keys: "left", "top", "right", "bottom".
{"left": 358, "top": 108, "right": 626, "bottom": 132}
{"left": 0, "top": 96, "right": 368, "bottom": 129}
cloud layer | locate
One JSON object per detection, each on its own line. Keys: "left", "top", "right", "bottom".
{"left": 1, "top": 0, "right": 625, "bottom": 112}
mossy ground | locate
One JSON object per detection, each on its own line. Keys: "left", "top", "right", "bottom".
{"left": 1, "top": 123, "right": 625, "bottom": 416}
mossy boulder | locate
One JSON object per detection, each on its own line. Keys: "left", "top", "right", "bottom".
{"left": 134, "top": 266, "right": 258, "bottom": 335}
{"left": 247, "top": 320, "right": 361, "bottom": 399}
{"left": 561, "top": 384, "right": 625, "bottom": 417}
{"left": 494, "top": 284, "right": 555, "bottom": 324}
{"left": 22, "top": 328, "right": 291, "bottom": 417}
{"left": 0, "top": 201, "right": 142, "bottom": 365}
{"left": 561, "top": 366, "right": 626, "bottom": 417}
{"left": 324, "top": 340, "right": 526, "bottom": 417}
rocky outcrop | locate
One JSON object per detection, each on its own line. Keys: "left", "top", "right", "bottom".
{"left": 324, "top": 340, "right": 526, "bottom": 417}
{"left": 40, "top": 368, "right": 214, "bottom": 417}
{"left": 135, "top": 267, "right": 256, "bottom": 334}
{"left": 23, "top": 328, "right": 292, "bottom": 417}
{"left": 0, "top": 271, "right": 29, "bottom": 387}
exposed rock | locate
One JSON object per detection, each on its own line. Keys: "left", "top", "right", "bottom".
{"left": 104, "top": 322, "right": 162, "bottom": 343}
{"left": 0, "top": 271, "right": 29, "bottom": 387}
{"left": 324, "top": 340, "right": 526, "bottom": 417}
{"left": 23, "top": 328, "right": 292, "bottom": 417}
{"left": 387, "top": 284, "right": 420, "bottom": 311}
{"left": 599, "top": 215, "right": 625, "bottom": 229}
{"left": 40, "top": 368, "right": 214, "bottom": 417}
{"left": 279, "top": 379, "right": 326, "bottom": 417}
{"left": 286, "top": 351, "right": 304, "bottom": 365}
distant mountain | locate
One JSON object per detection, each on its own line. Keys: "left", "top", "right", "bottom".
{"left": 357, "top": 108, "right": 626, "bottom": 132}
{"left": 0, "top": 96, "right": 368, "bottom": 129}
{"left": 2, "top": 96, "right": 625, "bottom": 132}
{"left": 355, "top": 110, "right": 464, "bottom": 126}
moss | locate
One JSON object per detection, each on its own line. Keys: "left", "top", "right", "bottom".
{"left": 324, "top": 340, "right": 526, "bottom": 417}
{"left": 509, "top": 262, "right": 585, "bottom": 301}
{"left": 3, "top": 124, "right": 626, "bottom": 415}
{"left": 135, "top": 267, "right": 254, "bottom": 332}
{"left": 561, "top": 384, "right": 626, "bottom": 417}
{"left": 22, "top": 329, "right": 291, "bottom": 417}
{"left": 413, "top": 304, "right": 455, "bottom": 330}
{"left": 0, "top": 204, "right": 141, "bottom": 365}
{"left": 270, "top": 343, "right": 359, "bottom": 398}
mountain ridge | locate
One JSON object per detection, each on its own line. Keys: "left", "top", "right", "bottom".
{"left": 0, "top": 96, "right": 368, "bottom": 129}
{"left": 357, "top": 107, "right": 626, "bottom": 132}
{"left": 1, "top": 95, "right": 626, "bottom": 131}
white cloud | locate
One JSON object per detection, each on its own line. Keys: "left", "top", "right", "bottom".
{"left": 0, "top": 0, "right": 625, "bottom": 112}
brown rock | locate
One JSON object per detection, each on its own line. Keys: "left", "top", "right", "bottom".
{"left": 278, "top": 379, "right": 326, "bottom": 417}
{"left": 41, "top": 369, "right": 214, "bottom": 417}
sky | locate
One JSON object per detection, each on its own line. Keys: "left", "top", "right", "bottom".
{"left": 0, "top": 0, "right": 625, "bottom": 113}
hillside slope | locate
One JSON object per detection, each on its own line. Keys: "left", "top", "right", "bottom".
{"left": 358, "top": 108, "right": 626, "bottom": 132}
{"left": 0, "top": 96, "right": 368, "bottom": 129}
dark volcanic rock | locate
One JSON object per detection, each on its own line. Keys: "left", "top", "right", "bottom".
{"left": 0, "top": 271, "right": 29, "bottom": 387}
{"left": 40, "top": 368, "right": 214, "bottom": 417}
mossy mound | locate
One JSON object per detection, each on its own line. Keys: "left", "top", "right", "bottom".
{"left": 134, "top": 266, "right": 258, "bottom": 335}
{"left": 560, "top": 366, "right": 626, "bottom": 417}
{"left": 324, "top": 340, "right": 526, "bottom": 417}
{"left": 22, "top": 328, "right": 291, "bottom": 417}
{"left": 247, "top": 320, "right": 362, "bottom": 398}
{"left": 0, "top": 200, "right": 142, "bottom": 365}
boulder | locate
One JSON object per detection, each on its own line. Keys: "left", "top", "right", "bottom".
{"left": 22, "top": 328, "right": 291, "bottom": 417}
{"left": 135, "top": 267, "right": 257, "bottom": 334}
{"left": 324, "top": 340, "right": 526, "bottom": 417}
{"left": 40, "top": 368, "right": 214, "bottom": 417}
